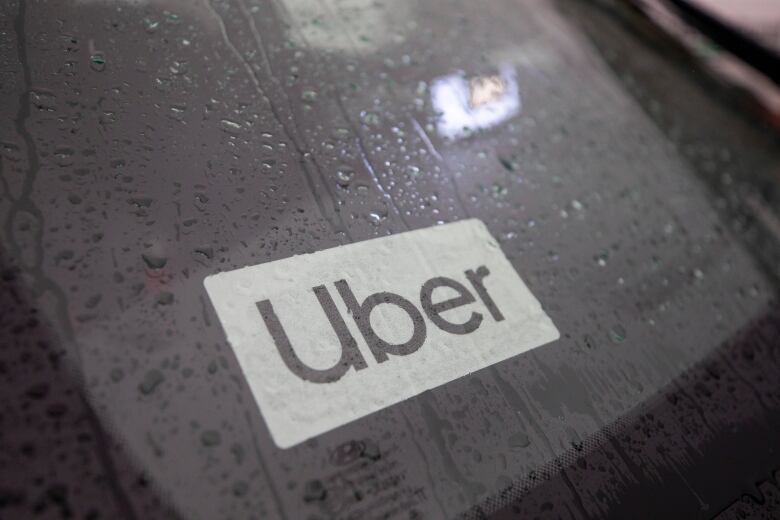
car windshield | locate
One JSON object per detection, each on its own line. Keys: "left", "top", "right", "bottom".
{"left": 1, "top": 0, "right": 779, "bottom": 519}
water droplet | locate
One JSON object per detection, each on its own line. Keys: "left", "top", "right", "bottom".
{"left": 139, "top": 369, "right": 164, "bottom": 395}
{"left": 53, "top": 147, "right": 74, "bottom": 167}
{"left": 219, "top": 119, "right": 243, "bottom": 134}
{"left": 303, "top": 480, "right": 327, "bottom": 502}
{"left": 142, "top": 254, "right": 168, "bottom": 270}
{"left": 361, "top": 111, "right": 380, "bottom": 126}
{"left": 508, "top": 432, "right": 531, "bottom": 448}
{"left": 156, "top": 291, "right": 174, "bottom": 306}
{"left": 30, "top": 90, "right": 56, "bottom": 111}
{"left": 200, "top": 430, "right": 221, "bottom": 447}
{"left": 193, "top": 247, "right": 214, "bottom": 263}
{"left": 163, "top": 11, "right": 180, "bottom": 24}
{"left": 143, "top": 17, "right": 160, "bottom": 32}
{"left": 232, "top": 481, "right": 248, "bottom": 497}
{"left": 499, "top": 156, "right": 518, "bottom": 172}
{"left": 169, "top": 60, "right": 188, "bottom": 75}
{"left": 26, "top": 383, "right": 49, "bottom": 400}
{"left": 90, "top": 54, "right": 106, "bottom": 72}
{"left": 491, "top": 183, "right": 508, "bottom": 198}
{"left": 405, "top": 165, "right": 421, "bottom": 177}
{"left": 361, "top": 439, "right": 381, "bottom": 461}
{"left": 336, "top": 167, "right": 355, "bottom": 187}
{"left": 609, "top": 324, "right": 627, "bottom": 343}
{"left": 110, "top": 368, "right": 124, "bottom": 382}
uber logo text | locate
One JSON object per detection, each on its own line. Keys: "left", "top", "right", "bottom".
{"left": 205, "top": 219, "right": 559, "bottom": 448}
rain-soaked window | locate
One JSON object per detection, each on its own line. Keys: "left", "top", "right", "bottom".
{"left": 1, "top": 0, "right": 779, "bottom": 518}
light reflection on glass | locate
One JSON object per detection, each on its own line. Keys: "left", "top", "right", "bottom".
{"left": 431, "top": 65, "right": 520, "bottom": 140}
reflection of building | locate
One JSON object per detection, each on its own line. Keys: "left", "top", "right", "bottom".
{"left": 431, "top": 65, "right": 520, "bottom": 139}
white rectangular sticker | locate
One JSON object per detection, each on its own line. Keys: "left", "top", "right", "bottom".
{"left": 204, "top": 219, "right": 559, "bottom": 448}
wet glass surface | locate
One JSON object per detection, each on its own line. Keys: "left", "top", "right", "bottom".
{"left": 1, "top": 0, "right": 780, "bottom": 518}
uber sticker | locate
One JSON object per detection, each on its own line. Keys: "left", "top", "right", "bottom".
{"left": 204, "top": 219, "right": 559, "bottom": 448}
